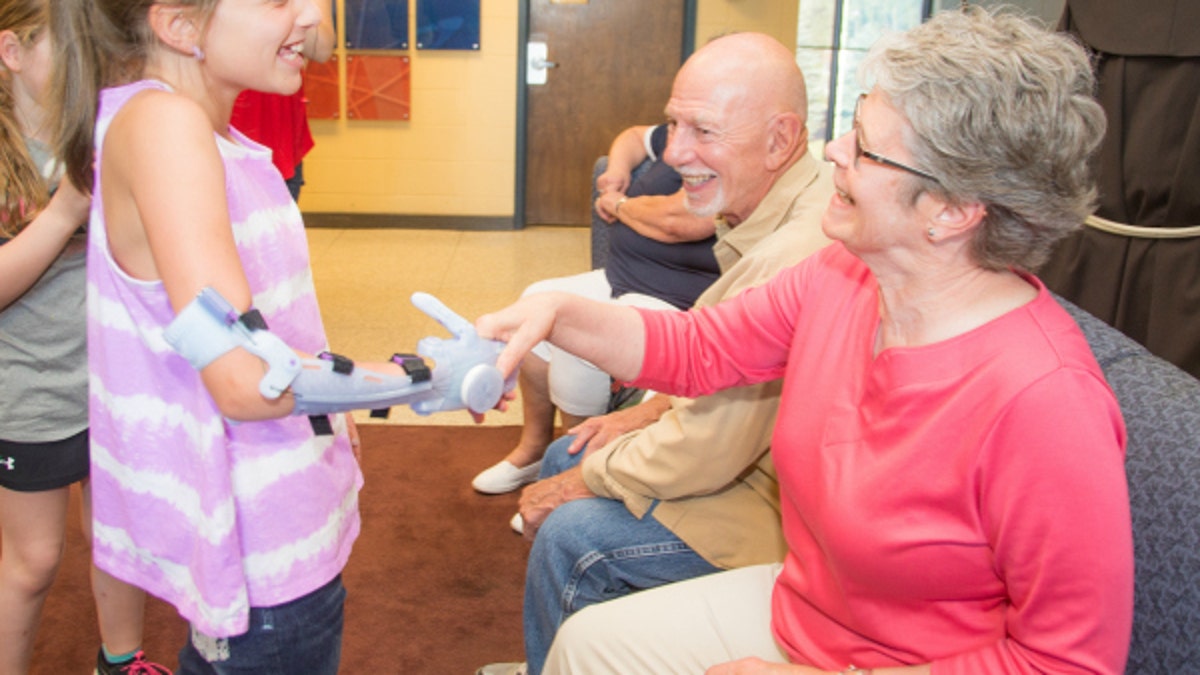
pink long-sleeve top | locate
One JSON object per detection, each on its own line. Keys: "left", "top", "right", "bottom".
{"left": 633, "top": 243, "right": 1133, "bottom": 673}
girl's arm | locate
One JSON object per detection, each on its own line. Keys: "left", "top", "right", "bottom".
{"left": 106, "top": 91, "right": 417, "bottom": 421}
{"left": 0, "top": 177, "right": 89, "bottom": 310}
{"left": 106, "top": 90, "right": 297, "bottom": 420}
{"left": 108, "top": 91, "right": 501, "bottom": 422}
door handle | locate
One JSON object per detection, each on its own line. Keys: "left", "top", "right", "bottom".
{"left": 527, "top": 41, "right": 556, "bottom": 85}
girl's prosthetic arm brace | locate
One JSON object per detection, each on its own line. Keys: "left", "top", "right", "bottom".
{"left": 162, "top": 287, "right": 513, "bottom": 416}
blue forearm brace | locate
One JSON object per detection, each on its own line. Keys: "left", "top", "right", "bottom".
{"left": 162, "top": 287, "right": 434, "bottom": 416}
{"left": 162, "top": 287, "right": 513, "bottom": 416}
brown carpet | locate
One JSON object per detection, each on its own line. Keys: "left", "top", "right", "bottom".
{"left": 32, "top": 425, "right": 530, "bottom": 674}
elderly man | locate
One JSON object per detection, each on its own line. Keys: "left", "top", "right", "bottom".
{"left": 471, "top": 121, "right": 719, "bottom": 497}
{"left": 476, "top": 32, "right": 833, "bottom": 675}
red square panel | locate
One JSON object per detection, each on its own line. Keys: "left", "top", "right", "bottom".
{"left": 346, "top": 54, "right": 412, "bottom": 121}
{"left": 305, "top": 55, "right": 340, "bottom": 119}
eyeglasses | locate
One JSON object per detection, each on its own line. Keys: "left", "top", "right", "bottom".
{"left": 853, "top": 94, "right": 941, "bottom": 184}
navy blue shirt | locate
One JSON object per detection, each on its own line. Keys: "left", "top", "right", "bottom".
{"left": 605, "top": 125, "right": 720, "bottom": 309}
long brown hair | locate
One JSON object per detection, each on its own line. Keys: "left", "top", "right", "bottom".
{"left": 49, "top": 0, "right": 218, "bottom": 195}
{"left": 0, "top": 0, "right": 49, "bottom": 238}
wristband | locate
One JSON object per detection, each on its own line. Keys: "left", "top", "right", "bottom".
{"left": 614, "top": 196, "right": 628, "bottom": 215}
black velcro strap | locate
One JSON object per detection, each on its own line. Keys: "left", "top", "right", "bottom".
{"left": 309, "top": 415, "right": 333, "bottom": 435}
{"left": 391, "top": 353, "right": 431, "bottom": 383}
{"left": 239, "top": 309, "right": 269, "bottom": 331}
{"left": 318, "top": 351, "right": 355, "bottom": 375}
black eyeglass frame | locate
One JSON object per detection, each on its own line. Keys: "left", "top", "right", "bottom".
{"left": 853, "top": 93, "right": 941, "bottom": 184}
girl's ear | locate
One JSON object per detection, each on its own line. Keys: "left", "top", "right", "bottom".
{"left": 0, "top": 30, "right": 25, "bottom": 73}
{"left": 146, "top": 4, "right": 202, "bottom": 58}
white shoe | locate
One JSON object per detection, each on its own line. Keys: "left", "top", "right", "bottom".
{"left": 476, "top": 663, "right": 527, "bottom": 675}
{"left": 509, "top": 512, "right": 524, "bottom": 534}
{"left": 472, "top": 460, "right": 543, "bottom": 494}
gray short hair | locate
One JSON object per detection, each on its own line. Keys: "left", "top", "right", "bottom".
{"left": 861, "top": 7, "right": 1105, "bottom": 271}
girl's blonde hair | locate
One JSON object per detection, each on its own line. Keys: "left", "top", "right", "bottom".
{"left": 0, "top": 0, "right": 49, "bottom": 238}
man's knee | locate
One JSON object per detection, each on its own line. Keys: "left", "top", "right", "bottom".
{"left": 539, "top": 435, "right": 582, "bottom": 478}
{"left": 533, "top": 499, "right": 603, "bottom": 553}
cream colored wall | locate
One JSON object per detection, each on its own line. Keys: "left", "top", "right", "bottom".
{"left": 695, "top": 0, "right": 799, "bottom": 49}
{"left": 301, "top": 0, "right": 519, "bottom": 217}
{"left": 300, "top": 0, "right": 798, "bottom": 219}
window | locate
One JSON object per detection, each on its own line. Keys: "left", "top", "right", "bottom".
{"left": 795, "top": 0, "right": 929, "bottom": 145}
{"left": 798, "top": 0, "right": 1064, "bottom": 146}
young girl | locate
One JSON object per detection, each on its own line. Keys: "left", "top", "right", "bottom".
{"left": 53, "top": 0, "right": 507, "bottom": 672}
{"left": 0, "top": 1, "right": 169, "bottom": 673}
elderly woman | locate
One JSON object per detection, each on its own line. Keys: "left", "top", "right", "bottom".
{"left": 477, "top": 8, "right": 1132, "bottom": 675}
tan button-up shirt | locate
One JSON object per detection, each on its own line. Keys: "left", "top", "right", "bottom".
{"left": 581, "top": 152, "right": 834, "bottom": 569}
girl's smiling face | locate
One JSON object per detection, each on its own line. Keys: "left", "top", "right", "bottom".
{"left": 201, "top": 0, "right": 319, "bottom": 98}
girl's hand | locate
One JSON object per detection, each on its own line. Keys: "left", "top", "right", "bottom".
{"left": 43, "top": 175, "right": 91, "bottom": 229}
{"left": 343, "top": 413, "right": 361, "bottom": 463}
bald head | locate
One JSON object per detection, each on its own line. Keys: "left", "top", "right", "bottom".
{"left": 680, "top": 33, "right": 808, "bottom": 122}
{"left": 662, "top": 33, "right": 810, "bottom": 225}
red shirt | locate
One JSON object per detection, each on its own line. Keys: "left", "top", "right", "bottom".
{"left": 230, "top": 85, "right": 314, "bottom": 180}
{"left": 635, "top": 244, "right": 1133, "bottom": 673}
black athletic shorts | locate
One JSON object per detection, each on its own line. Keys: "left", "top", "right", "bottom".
{"left": 0, "top": 428, "right": 89, "bottom": 492}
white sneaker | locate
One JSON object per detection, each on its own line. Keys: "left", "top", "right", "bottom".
{"left": 472, "top": 460, "right": 543, "bottom": 494}
{"left": 476, "top": 663, "right": 527, "bottom": 675}
{"left": 509, "top": 512, "right": 524, "bottom": 535}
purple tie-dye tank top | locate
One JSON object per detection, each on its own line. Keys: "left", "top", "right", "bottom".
{"left": 87, "top": 80, "right": 362, "bottom": 637}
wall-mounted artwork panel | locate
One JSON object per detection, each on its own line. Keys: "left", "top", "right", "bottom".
{"left": 416, "top": 0, "right": 480, "bottom": 50}
{"left": 345, "top": 0, "right": 410, "bottom": 50}
{"left": 306, "top": 56, "right": 341, "bottom": 119}
{"left": 345, "top": 54, "right": 412, "bottom": 120}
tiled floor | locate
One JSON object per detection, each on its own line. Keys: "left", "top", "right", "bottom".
{"left": 306, "top": 225, "right": 590, "bottom": 426}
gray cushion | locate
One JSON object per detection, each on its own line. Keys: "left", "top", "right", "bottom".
{"left": 1057, "top": 295, "right": 1200, "bottom": 673}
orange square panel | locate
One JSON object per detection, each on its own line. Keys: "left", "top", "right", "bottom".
{"left": 305, "top": 55, "right": 340, "bottom": 119}
{"left": 345, "top": 54, "right": 412, "bottom": 121}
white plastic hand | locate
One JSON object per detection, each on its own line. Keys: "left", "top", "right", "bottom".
{"left": 409, "top": 292, "right": 517, "bottom": 415}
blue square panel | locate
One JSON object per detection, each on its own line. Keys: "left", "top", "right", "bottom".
{"left": 416, "top": 0, "right": 480, "bottom": 50}
{"left": 345, "top": 0, "right": 410, "bottom": 50}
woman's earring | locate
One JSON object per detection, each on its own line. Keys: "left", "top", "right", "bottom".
{"left": 192, "top": 45, "right": 206, "bottom": 61}
{"left": 926, "top": 226, "right": 937, "bottom": 241}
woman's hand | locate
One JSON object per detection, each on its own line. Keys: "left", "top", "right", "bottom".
{"left": 475, "top": 293, "right": 565, "bottom": 379}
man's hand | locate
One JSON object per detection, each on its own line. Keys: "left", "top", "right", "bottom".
{"left": 566, "top": 396, "right": 672, "bottom": 455}
{"left": 517, "top": 465, "right": 595, "bottom": 541}
{"left": 594, "top": 190, "right": 627, "bottom": 224}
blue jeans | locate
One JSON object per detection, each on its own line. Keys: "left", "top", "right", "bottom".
{"left": 525, "top": 436, "right": 720, "bottom": 675}
{"left": 177, "top": 575, "right": 345, "bottom": 675}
